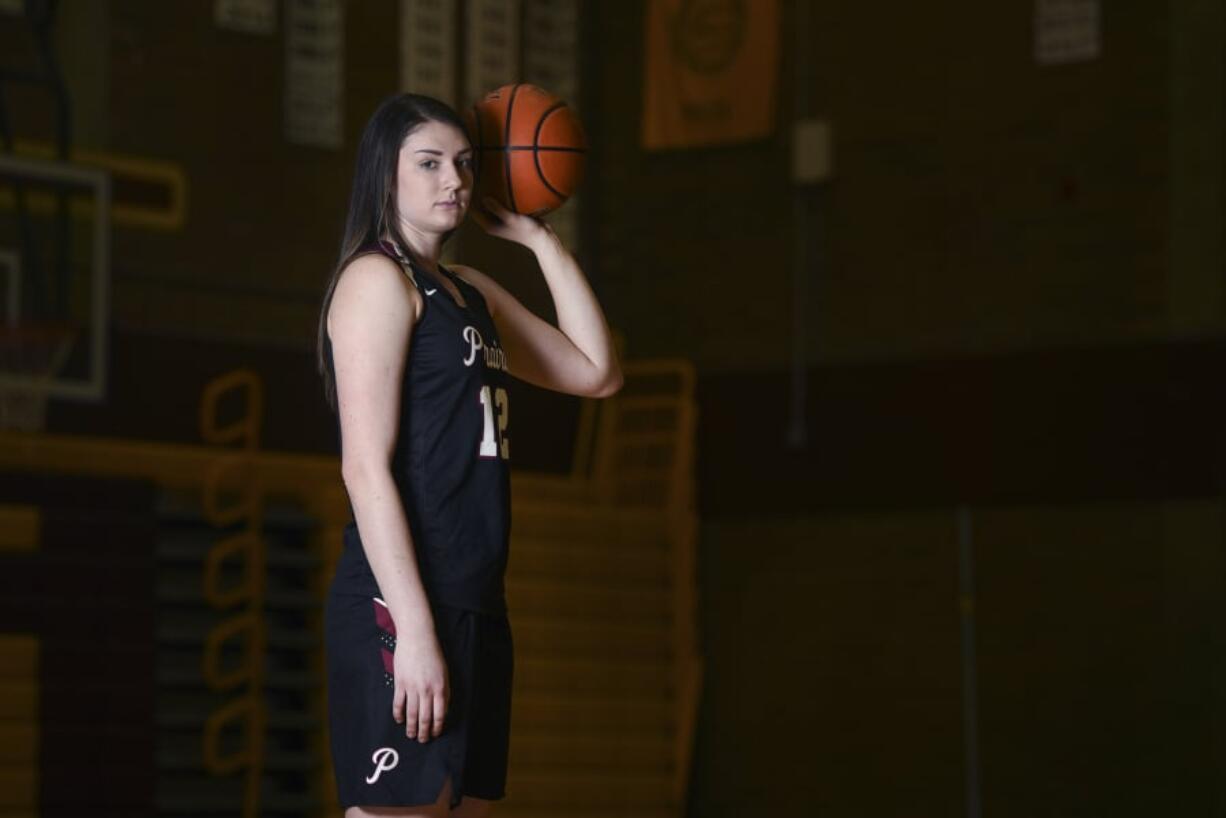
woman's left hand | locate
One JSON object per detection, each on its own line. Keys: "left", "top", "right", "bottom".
{"left": 472, "top": 196, "right": 552, "bottom": 250}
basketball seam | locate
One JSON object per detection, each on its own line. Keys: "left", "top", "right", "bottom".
{"left": 532, "top": 102, "right": 575, "bottom": 205}
{"left": 502, "top": 84, "right": 522, "bottom": 214}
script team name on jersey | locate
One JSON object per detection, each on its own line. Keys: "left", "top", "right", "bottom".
{"left": 463, "top": 325, "right": 507, "bottom": 372}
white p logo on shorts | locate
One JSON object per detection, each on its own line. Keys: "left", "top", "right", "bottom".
{"left": 365, "top": 747, "right": 399, "bottom": 784}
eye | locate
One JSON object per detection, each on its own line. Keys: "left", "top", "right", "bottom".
{"left": 419, "top": 159, "right": 439, "bottom": 170}
{"left": 457, "top": 157, "right": 474, "bottom": 170}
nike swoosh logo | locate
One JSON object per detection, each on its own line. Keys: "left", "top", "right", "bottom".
{"left": 425, "top": 288, "right": 437, "bottom": 296}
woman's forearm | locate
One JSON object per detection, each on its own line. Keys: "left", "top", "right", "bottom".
{"left": 341, "top": 464, "right": 435, "bottom": 638}
{"left": 528, "top": 231, "right": 622, "bottom": 390}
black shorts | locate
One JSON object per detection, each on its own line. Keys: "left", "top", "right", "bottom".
{"left": 324, "top": 585, "right": 514, "bottom": 810}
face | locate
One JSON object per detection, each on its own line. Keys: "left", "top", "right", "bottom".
{"left": 393, "top": 120, "right": 473, "bottom": 236}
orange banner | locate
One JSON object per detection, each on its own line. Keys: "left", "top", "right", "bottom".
{"left": 642, "top": 0, "right": 780, "bottom": 149}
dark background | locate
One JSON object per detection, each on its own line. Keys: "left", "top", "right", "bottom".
{"left": 2, "top": 1, "right": 1224, "bottom": 815}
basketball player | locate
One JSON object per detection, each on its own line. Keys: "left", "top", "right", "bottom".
{"left": 316, "top": 94, "right": 621, "bottom": 817}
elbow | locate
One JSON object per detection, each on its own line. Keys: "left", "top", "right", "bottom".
{"left": 591, "top": 367, "right": 624, "bottom": 398}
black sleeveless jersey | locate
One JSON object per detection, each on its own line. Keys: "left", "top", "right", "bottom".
{"left": 325, "top": 240, "right": 512, "bottom": 614}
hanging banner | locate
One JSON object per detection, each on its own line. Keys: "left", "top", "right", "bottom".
{"left": 215, "top": 0, "right": 277, "bottom": 35}
{"left": 1035, "top": 0, "right": 1100, "bottom": 65}
{"left": 400, "top": 0, "right": 458, "bottom": 104}
{"left": 523, "top": 0, "right": 579, "bottom": 104}
{"left": 642, "top": 0, "right": 779, "bottom": 150}
{"left": 466, "top": 0, "right": 521, "bottom": 105}
{"left": 285, "top": 0, "right": 344, "bottom": 149}
{"left": 524, "top": 0, "right": 580, "bottom": 250}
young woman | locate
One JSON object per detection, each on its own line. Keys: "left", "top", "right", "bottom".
{"left": 317, "top": 94, "right": 621, "bottom": 818}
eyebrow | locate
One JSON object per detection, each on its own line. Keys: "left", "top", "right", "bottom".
{"left": 414, "top": 148, "right": 473, "bottom": 155}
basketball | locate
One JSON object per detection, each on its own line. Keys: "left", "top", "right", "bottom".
{"left": 466, "top": 83, "right": 587, "bottom": 216}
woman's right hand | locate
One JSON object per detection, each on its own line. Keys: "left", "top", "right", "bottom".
{"left": 392, "top": 631, "right": 449, "bottom": 742}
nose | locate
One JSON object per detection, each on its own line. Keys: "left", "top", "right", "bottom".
{"left": 442, "top": 161, "right": 464, "bottom": 191}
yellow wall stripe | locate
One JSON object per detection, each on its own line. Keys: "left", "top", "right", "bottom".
{"left": 0, "top": 506, "right": 39, "bottom": 552}
{"left": 0, "top": 140, "right": 187, "bottom": 231}
{"left": 0, "top": 636, "right": 38, "bottom": 812}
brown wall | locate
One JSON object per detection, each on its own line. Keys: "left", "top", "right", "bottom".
{"left": 9, "top": 1, "right": 556, "bottom": 352}
{"left": 692, "top": 502, "right": 1226, "bottom": 816}
{"left": 583, "top": 0, "right": 1225, "bottom": 815}
{"left": 591, "top": 1, "right": 1199, "bottom": 369}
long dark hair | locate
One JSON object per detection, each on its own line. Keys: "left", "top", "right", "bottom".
{"left": 316, "top": 93, "right": 471, "bottom": 412}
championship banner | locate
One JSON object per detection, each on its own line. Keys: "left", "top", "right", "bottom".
{"left": 524, "top": 0, "right": 580, "bottom": 105}
{"left": 215, "top": 0, "right": 277, "bottom": 35}
{"left": 642, "top": 0, "right": 779, "bottom": 150}
{"left": 285, "top": 0, "right": 344, "bottom": 149}
{"left": 524, "top": 0, "right": 581, "bottom": 250}
{"left": 466, "top": 0, "right": 521, "bottom": 105}
{"left": 1034, "top": 0, "right": 1100, "bottom": 65}
{"left": 401, "top": 0, "right": 458, "bottom": 104}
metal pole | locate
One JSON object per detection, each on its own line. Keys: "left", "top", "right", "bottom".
{"left": 787, "top": 0, "right": 812, "bottom": 449}
{"left": 958, "top": 507, "right": 982, "bottom": 818}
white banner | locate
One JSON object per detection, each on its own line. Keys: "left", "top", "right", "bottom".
{"left": 400, "top": 0, "right": 458, "bottom": 105}
{"left": 1035, "top": 0, "right": 1101, "bottom": 65}
{"left": 523, "top": 0, "right": 581, "bottom": 250}
{"left": 465, "top": 0, "right": 521, "bottom": 105}
{"left": 285, "top": 0, "right": 344, "bottom": 149}
{"left": 523, "top": 0, "right": 579, "bottom": 105}
{"left": 214, "top": 0, "right": 277, "bottom": 35}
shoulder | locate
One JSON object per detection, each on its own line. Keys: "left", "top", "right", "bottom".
{"left": 337, "top": 250, "right": 416, "bottom": 295}
{"left": 329, "top": 252, "right": 422, "bottom": 335}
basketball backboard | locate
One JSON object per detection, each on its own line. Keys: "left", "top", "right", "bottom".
{"left": 0, "top": 152, "right": 110, "bottom": 428}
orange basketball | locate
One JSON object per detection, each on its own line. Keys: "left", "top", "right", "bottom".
{"left": 466, "top": 83, "right": 587, "bottom": 216}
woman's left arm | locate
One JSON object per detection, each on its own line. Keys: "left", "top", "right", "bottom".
{"left": 461, "top": 198, "right": 622, "bottom": 398}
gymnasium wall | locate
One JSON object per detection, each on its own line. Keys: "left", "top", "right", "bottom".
{"left": 98, "top": 0, "right": 562, "bottom": 352}
{"left": 691, "top": 502, "right": 1225, "bottom": 816}
{"left": 9, "top": 3, "right": 1222, "bottom": 424}
{"left": 583, "top": 1, "right": 1226, "bottom": 816}
{"left": 3, "top": 2, "right": 1224, "bottom": 817}
{"left": 592, "top": 0, "right": 1223, "bottom": 366}
{"left": 5, "top": 0, "right": 580, "bottom": 469}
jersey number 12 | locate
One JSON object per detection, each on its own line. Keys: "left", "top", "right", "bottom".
{"left": 478, "top": 385, "right": 509, "bottom": 459}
